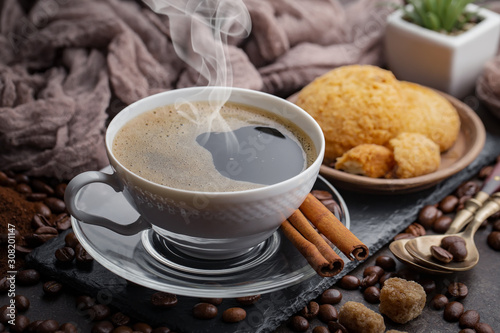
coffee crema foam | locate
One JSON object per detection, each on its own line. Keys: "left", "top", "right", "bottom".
{"left": 113, "top": 102, "right": 316, "bottom": 192}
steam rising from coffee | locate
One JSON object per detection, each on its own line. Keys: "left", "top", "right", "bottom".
{"left": 142, "top": 0, "right": 252, "bottom": 142}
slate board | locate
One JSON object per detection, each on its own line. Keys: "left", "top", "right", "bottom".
{"left": 26, "top": 106, "right": 500, "bottom": 333}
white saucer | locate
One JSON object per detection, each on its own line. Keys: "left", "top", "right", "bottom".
{"left": 70, "top": 168, "right": 350, "bottom": 297}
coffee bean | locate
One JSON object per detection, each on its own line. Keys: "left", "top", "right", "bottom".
{"left": 456, "top": 195, "right": 472, "bottom": 211}
{"left": 15, "top": 245, "right": 33, "bottom": 254}
{"left": 199, "top": 297, "right": 223, "bottom": 305}
{"left": 14, "top": 173, "right": 29, "bottom": 184}
{"left": 112, "top": 325, "right": 133, "bottom": 333}
{"left": 75, "top": 244, "right": 93, "bottom": 264}
{"left": 0, "top": 276, "right": 9, "bottom": 293}
{"left": 405, "top": 222, "right": 426, "bottom": 237}
{"left": 24, "top": 232, "right": 57, "bottom": 247}
{"left": 54, "top": 183, "right": 67, "bottom": 199}
{"left": 338, "top": 275, "right": 360, "bottom": 290}
{"left": 417, "top": 278, "right": 436, "bottom": 294}
{"left": 418, "top": 205, "right": 441, "bottom": 229}
{"left": 319, "top": 288, "right": 342, "bottom": 305}
{"left": 65, "top": 232, "right": 80, "bottom": 248}
{"left": 288, "top": 315, "right": 309, "bottom": 331}
{"left": 43, "top": 281, "right": 63, "bottom": 296}
{"left": 448, "top": 282, "right": 468, "bottom": 299}
{"left": 55, "top": 247, "right": 75, "bottom": 263}
{"left": 299, "top": 301, "right": 319, "bottom": 319}
{"left": 459, "top": 310, "right": 480, "bottom": 328}
{"left": 14, "top": 294, "right": 30, "bottom": 311}
{"left": 433, "top": 216, "right": 453, "bottom": 233}
{"left": 430, "top": 245, "right": 453, "bottom": 263}
{"left": 487, "top": 231, "right": 500, "bottom": 250}
{"left": 151, "top": 327, "right": 171, "bottom": 333}
{"left": 35, "top": 202, "right": 52, "bottom": 217}
{"left": 0, "top": 305, "right": 14, "bottom": 324}
{"left": 375, "top": 256, "right": 396, "bottom": 271}
{"left": 236, "top": 294, "right": 261, "bottom": 305}
{"left": 90, "top": 304, "right": 111, "bottom": 321}
{"left": 222, "top": 307, "right": 246, "bottom": 323}
{"left": 34, "top": 226, "right": 58, "bottom": 236}
{"left": 91, "top": 321, "right": 114, "bottom": 333}
{"left": 312, "top": 326, "right": 330, "bottom": 333}
{"left": 322, "top": 199, "right": 342, "bottom": 217}
{"left": 456, "top": 181, "right": 479, "bottom": 198}
{"left": 311, "top": 190, "right": 332, "bottom": 200}
{"left": 17, "top": 269, "right": 40, "bottom": 285}
{"left": 474, "top": 322, "right": 495, "bottom": 333}
{"left": 26, "top": 320, "right": 43, "bottom": 333}
{"left": 459, "top": 329, "right": 476, "bottom": 333}
{"left": 328, "top": 321, "right": 348, "bottom": 333}
{"left": 363, "top": 286, "right": 380, "bottom": 304}
{"left": 439, "top": 195, "right": 459, "bottom": 213}
{"left": 441, "top": 235, "right": 466, "bottom": 250}
{"left": 151, "top": 292, "right": 177, "bottom": 308}
{"left": 44, "top": 197, "right": 66, "bottom": 214}
{"left": 32, "top": 214, "right": 51, "bottom": 229}
{"left": 379, "top": 272, "right": 395, "bottom": 287}
{"left": 393, "top": 233, "right": 416, "bottom": 241}
{"left": 132, "top": 323, "right": 152, "bottom": 333}
{"left": 54, "top": 214, "right": 71, "bottom": 231}
{"left": 31, "top": 179, "right": 54, "bottom": 195}
{"left": 363, "top": 265, "right": 384, "bottom": 278}
{"left": 317, "top": 303, "right": 338, "bottom": 323}
{"left": 36, "top": 319, "right": 59, "bottom": 333}
{"left": 111, "top": 312, "right": 130, "bottom": 326}
{"left": 26, "top": 192, "right": 48, "bottom": 202}
{"left": 15, "top": 183, "right": 32, "bottom": 194}
{"left": 492, "top": 220, "right": 500, "bottom": 232}
{"left": 192, "top": 303, "right": 218, "bottom": 320}
{"left": 75, "top": 295, "right": 95, "bottom": 310}
{"left": 429, "top": 294, "right": 448, "bottom": 310}
{"left": 443, "top": 301, "right": 464, "bottom": 322}
{"left": 448, "top": 242, "right": 468, "bottom": 261}
{"left": 60, "top": 322, "right": 79, "bottom": 333}
{"left": 37, "top": 319, "right": 59, "bottom": 333}
{"left": 479, "top": 165, "right": 493, "bottom": 179}
{"left": 360, "top": 273, "right": 379, "bottom": 289}
{"left": 10, "top": 315, "right": 30, "bottom": 333}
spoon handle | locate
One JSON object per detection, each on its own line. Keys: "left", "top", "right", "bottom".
{"left": 446, "top": 159, "right": 500, "bottom": 234}
{"left": 463, "top": 193, "right": 500, "bottom": 238}
{"left": 446, "top": 191, "right": 489, "bottom": 234}
{"left": 481, "top": 159, "right": 500, "bottom": 195}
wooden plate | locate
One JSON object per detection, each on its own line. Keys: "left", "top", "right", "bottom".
{"left": 290, "top": 92, "right": 486, "bottom": 194}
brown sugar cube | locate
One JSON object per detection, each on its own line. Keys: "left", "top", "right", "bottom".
{"left": 379, "top": 277, "right": 426, "bottom": 324}
{"left": 338, "top": 301, "right": 385, "bottom": 333}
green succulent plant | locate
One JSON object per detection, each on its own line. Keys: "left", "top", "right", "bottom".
{"left": 402, "top": 0, "right": 480, "bottom": 33}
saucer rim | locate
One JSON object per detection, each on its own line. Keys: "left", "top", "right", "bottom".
{"left": 70, "top": 172, "right": 350, "bottom": 297}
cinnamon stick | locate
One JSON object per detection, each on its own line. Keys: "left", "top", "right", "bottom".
{"left": 288, "top": 209, "right": 344, "bottom": 273}
{"left": 280, "top": 220, "right": 342, "bottom": 277}
{"left": 300, "top": 193, "right": 369, "bottom": 261}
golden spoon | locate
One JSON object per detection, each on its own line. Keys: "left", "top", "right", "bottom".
{"left": 404, "top": 193, "right": 500, "bottom": 272}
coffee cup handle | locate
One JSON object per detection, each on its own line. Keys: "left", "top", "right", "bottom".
{"left": 64, "top": 171, "right": 151, "bottom": 235}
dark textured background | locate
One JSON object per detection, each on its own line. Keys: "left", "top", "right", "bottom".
{"left": 12, "top": 106, "right": 500, "bottom": 332}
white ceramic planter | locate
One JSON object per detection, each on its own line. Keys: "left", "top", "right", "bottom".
{"left": 385, "top": 4, "right": 500, "bottom": 98}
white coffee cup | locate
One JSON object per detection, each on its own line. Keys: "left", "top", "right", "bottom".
{"left": 65, "top": 87, "right": 325, "bottom": 259}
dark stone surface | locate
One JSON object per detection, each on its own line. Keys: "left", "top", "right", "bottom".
{"left": 19, "top": 106, "right": 500, "bottom": 332}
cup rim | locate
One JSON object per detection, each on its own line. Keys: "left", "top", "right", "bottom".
{"left": 106, "top": 87, "right": 325, "bottom": 196}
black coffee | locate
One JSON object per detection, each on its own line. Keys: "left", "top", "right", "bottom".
{"left": 196, "top": 126, "right": 305, "bottom": 185}
{"left": 113, "top": 101, "right": 317, "bottom": 192}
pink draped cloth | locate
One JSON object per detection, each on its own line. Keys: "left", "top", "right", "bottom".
{"left": 0, "top": 0, "right": 400, "bottom": 180}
